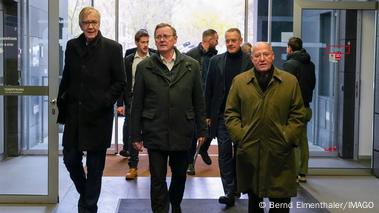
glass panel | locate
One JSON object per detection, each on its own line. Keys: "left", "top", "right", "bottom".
{"left": 0, "top": 96, "right": 48, "bottom": 195}
{"left": 67, "top": 0, "right": 92, "bottom": 39}
{"left": 0, "top": 0, "right": 49, "bottom": 195}
{"left": 302, "top": 9, "right": 337, "bottom": 154}
{"left": 0, "top": 96, "right": 3, "bottom": 157}
{"left": 94, "top": 0, "right": 115, "bottom": 40}
{"left": 119, "top": 0, "right": 244, "bottom": 54}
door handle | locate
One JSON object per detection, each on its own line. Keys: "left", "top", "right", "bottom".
{"left": 49, "top": 98, "right": 57, "bottom": 105}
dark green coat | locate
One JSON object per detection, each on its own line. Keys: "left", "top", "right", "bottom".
{"left": 131, "top": 48, "right": 207, "bottom": 151}
{"left": 224, "top": 67, "right": 306, "bottom": 198}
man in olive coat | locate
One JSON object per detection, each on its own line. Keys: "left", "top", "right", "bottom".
{"left": 225, "top": 42, "right": 305, "bottom": 213}
{"left": 131, "top": 23, "right": 206, "bottom": 213}
{"left": 57, "top": 7, "right": 125, "bottom": 213}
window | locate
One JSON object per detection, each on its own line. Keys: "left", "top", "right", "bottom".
{"left": 118, "top": 0, "right": 245, "bottom": 54}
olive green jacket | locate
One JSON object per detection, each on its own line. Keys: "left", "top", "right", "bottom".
{"left": 225, "top": 67, "right": 306, "bottom": 198}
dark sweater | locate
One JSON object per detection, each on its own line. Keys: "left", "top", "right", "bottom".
{"left": 222, "top": 49, "right": 243, "bottom": 112}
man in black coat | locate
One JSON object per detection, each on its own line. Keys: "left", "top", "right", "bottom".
{"left": 185, "top": 29, "right": 218, "bottom": 175}
{"left": 57, "top": 7, "right": 125, "bottom": 213}
{"left": 116, "top": 29, "right": 155, "bottom": 180}
{"left": 131, "top": 23, "right": 207, "bottom": 213}
{"left": 205, "top": 28, "right": 253, "bottom": 207}
{"left": 283, "top": 37, "right": 316, "bottom": 183}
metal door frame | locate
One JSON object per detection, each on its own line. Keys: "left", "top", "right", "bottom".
{"left": 293, "top": 0, "right": 377, "bottom": 157}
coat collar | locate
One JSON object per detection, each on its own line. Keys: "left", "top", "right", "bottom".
{"left": 245, "top": 66, "right": 283, "bottom": 84}
{"left": 72, "top": 31, "right": 103, "bottom": 58}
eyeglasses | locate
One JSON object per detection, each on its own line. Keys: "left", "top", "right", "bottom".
{"left": 155, "top": 34, "right": 174, "bottom": 41}
{"left": 81, "top": 20, "right": 99, "bottom": 27}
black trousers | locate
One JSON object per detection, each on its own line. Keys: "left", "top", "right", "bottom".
{"left": 148, "top": 149, "right": 188, "bottom": 213}
{"left": 248, "top": 192, "right": 291, "bottom": 213}
{"left": 63, "top": 148, "right": 107, "bottom": 213}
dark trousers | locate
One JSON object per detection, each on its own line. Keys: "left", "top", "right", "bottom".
{"left": 217, "top": 116, "right": 236, "bottom": 195}
{"left": 63, "top": 148, "right": 107, "bottom": 213}
{"left": 248, "top": 192, "right": 291, "bottom": 213}
{"left": 122, "top": 115, "right": 139, "bottom": 168}
{"left": 148, "top": 149, "right": 188, "bottom": 213}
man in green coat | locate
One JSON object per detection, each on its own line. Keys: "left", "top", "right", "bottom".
{"left": 224, "top": 42, "right": 306, "bottom": 213}
{"left": 131, "top": 23, "right": 207, "bottom": 213}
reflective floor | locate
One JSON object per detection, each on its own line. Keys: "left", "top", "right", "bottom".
{"left": 0, "top": 156, "right": 378, "bottom": 213}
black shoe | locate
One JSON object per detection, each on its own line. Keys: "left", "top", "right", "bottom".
{"left": 119, "top": 149, "right": 130, "bottom": 157}
{"left": 233, "top": 192, "right": 241, "bottom": 199}
{"left": 218, "top": 194, "right": 235, "bottom": 206}
{"left": 200, "top": 151, "right": 212, "bottom": 165}
{"left": 187, "top": 163, "right": 195, "bottom": 175}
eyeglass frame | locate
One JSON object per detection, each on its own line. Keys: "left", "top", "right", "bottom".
{"left": 81, "top": 20, "right": 99, "bottom": 27}
{"left": 154, "top": 34, "right": 175, "bottom": 41}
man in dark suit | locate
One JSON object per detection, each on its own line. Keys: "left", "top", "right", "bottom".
{"left": 185, "top": 29, "right": 218, "bottom": 175}
{"left": 205, "top": 28, "right": 253, "bottom": 207}
{"left": 131, "top": 23, "right": 207, "bottom": 213}
{"left": 116, "top": 29, "right": 155, "bottom": 180}
{"left": 57, "top": 7, "right": 125, "bottom": 213}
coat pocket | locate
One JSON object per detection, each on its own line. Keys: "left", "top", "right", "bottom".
{"left": 142, "top": 110, "right": 156, "bottom": 119}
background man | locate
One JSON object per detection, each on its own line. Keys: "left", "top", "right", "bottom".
{"left": 283, "top": 37, "right": 316, "bottom": 183}
{"left": 225, "top": 42, "right": 305, "bottom": 213}
{"left": 117, "top": 29, "right": 155, "bottom": 181}
{"left": 131, "top": 23, "right": 206, "bottom": 213}
{"left": 57, "top": 7, "right": 125, "bottom": 213}
{"left": 185, "top": 28, "right": 218, "bottom": 175}
{"left": 205, "top": 28, "right": 253, "bottom": 207}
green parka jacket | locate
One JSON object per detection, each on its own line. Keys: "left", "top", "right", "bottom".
{"left": 224, "top": 67, "right": 306, "bottom": 198}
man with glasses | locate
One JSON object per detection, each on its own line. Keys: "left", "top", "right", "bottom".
{"left": 185, "top": 29, "right": 218, "bottom": 175}
{"left": 205, "top": 28, "right": 252, "bottom": 207}
{"left": 224, "top": 42, "right": 305, "bottom": 213}
{"left": 57, "top": 7, "right": 125, "bottom": 213}
{"left": 131, "top": 23, "right": 206, "bottom": 213}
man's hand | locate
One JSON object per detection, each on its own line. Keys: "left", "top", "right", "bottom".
{"left": 116, "top": 106, "right": 125, "bottom": 116}
{"left": 197, "top": 136, "right": 206, "bottom": 147}
{"left": 133, "top": 141, "right": 144, "bottom": 152}
{"left": 206, "top": 118, "right": 211, "bottom": 127}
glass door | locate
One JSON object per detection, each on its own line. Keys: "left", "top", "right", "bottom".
{"left": 0, "top": 0, "right": 59, "bottom": 203}
{"left": 293, "top": 0, "right": 376, "bottom": 161}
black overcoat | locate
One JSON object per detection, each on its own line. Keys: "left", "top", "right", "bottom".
{"left": 57, "top": 32, "right": 126, "bottom": 150}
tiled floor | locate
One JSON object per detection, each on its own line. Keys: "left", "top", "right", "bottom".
{"left": 0, "top": 156, "right": 378, "bottom": 213}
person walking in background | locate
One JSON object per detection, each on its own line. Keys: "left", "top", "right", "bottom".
{"left": 57, "top": 7, "right": 125, "bottom": 213}
{"left": 185, "top": 29, "right": 218, "bottom": 175}
{"left": 283, "top": 37, "right": 316, "bottom": 183}
{"left": 118, "top": 31, "right": 156, "bottom": 159}
{"left": 117, "top": 29, "right": 155, "bottom": 181}
{"left": 241, "top": 42, "right": 253, "bottom": 55}
{"left": 205, "top": 28, "right": 253, "bottom": 207}
{"left": 225, "top": 42, "right": 306, "bottom": 213}
{"left": 131, "top": 23, "right": 206, "bottom": 213}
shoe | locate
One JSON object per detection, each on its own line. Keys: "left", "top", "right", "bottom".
{"left": 186, "top": 163, "right": 195, "bottom": 175}
{"left": 218, "top": 194, "right": 235, "bottom": 206}
{"left": 125, "top": 168, "right": 138, "bottom": 180}
{"left": 298, "top": 174, "right": 307, "bottom": 183}
{"left": 119, "top": 149, "right": 130, "bottom": 157}
{"left": 233, "top": 192, "right": 241, "bottom": 199}
{"left": 200, "top": 151, "right": 212, "bottom": 165}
